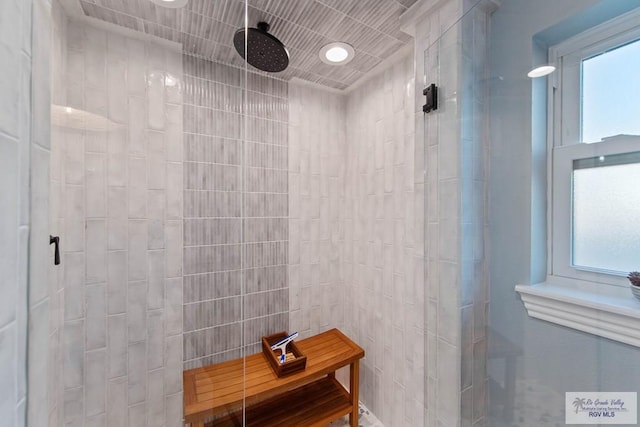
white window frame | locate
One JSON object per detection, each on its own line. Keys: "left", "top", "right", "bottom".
{"left": 517, "top": 7, "right": 640, "bottom": 348}
{"left": 548, "top": 8, "right": 640, "bottom": 288}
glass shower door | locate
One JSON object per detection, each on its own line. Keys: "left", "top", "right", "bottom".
{"left": 238, "top": 0, "right": 292, "bottom": 423}
{"left": 487, "top": 2, "right": 640, "bottom": 427}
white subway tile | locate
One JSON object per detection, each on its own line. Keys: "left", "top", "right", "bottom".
{"left": 128, "top": 96, "right": 146, "bottom": 155}
{"left": 86, "top": 153, "right": 106, "bottom": 218}
{"left": 85, "top": 350, "right": 106, "bottom": 417}
{"left": 127, "top": 39, "right": 146, "bottom": 96}
{"left": 107, "top": 153, "right": 127, "bottom": 188}
{"left": 128, "top": 220, "right": 148, "bottom": 281}
{"left": 128, "top": 156, "right": 147, "bottom": 219}
{"left": 86, "top": 220, "right": 107, "bottom": 284}
{"left": 107, "top": 314, "right": 127, "bottom": 379}
{"left": 437, "top": 337, "right": 460, "bottom": 427}
{"left": 128, "top": 402, "right": 146, "bottom": 426}
{"left": 146, "top": 369, "right": 164, "bottom": 427}
{"left": 63, "top": 320, "right": 85, "bottom": 389}
{"left": 147, "top": 250, "right": 165, "bottom": 310}
{"left": 0, "top": 42, "right": 20, "bottom": 137}
{"left": 165, "top": 393, "right": 182, "bottom": 427}
{"left": 165, "top": 104, "right": 182, "bottom": 163}
{"left": 439, "top": 179, "right": 459, "bottom": 221}
{"left": 164, "top": 220, "right": 182, "bottom": 278}
{"left": 461, "top": 305, "right": 473, "bottom": 390}
{"left": 64, "top": 199, "right": 85, "bottom": 254}
{"left": 86, "top": 284, "right": 106, "bottom": 350}
{"left": 127, "top": 281, "right": 147, "bottom": 344}
{"left": 164, "top": 335, "right": 181, "bottom": 395}
{"left": 147, "top": 310, "right": 164, "bottom": 370}
{"left": 63, "top": 386, "right": 84, "bottom": 426}
{"left": 67, "top": 81, "right": 84, "bottom": 112}
{"left": 85, "top": 84, "right": 107, "bottom": 120}
{"left": 0, "top": 325, "right": 17, "bottom": 426}
{"left": 147, "top": 131, "right": 165, "bottom": 190}
{"left": 85, "top": 413, "right": 105, "bottom": 427}
{"left": 164, "top": 278, "right": 182, "bottom": 337}
{"left": 107, "top": 219, "right": 127, "bottom": 251}
{"left": 107, "top": 187, "right": 126, "bottom": 219}
{"left": 165, "top": 162, "right": 182, "bottom": 220}
{"left": 107, "top": 127, "right": 127, "bottom": 155}
{"left": 148, "top": 220, "right": 164, "bottom": 251}
{"left": 127, "top": 342, "right": 146, "bottom": 404}
{"left": 438, "top": 261, "right": 459, "bottom": 345}
{"left": 147, "top": 70, "right": 165, "bottom": 130}
{"left": 107, "top": 56, "right": 128, "bottom": 124}
{"left": 439, "top": 218, "right": 458, "bottom": 262}
{"left": 84, "top": 28, "right": 106, "bottom": 88}
{"left": 107, "top": 251, "right": 126, "bottom": 315}
{"left": 64, "top": 252, "right": 85, "bottom": 321}
{"left": 106, "top": 377, "right": 127, "bottom": 426}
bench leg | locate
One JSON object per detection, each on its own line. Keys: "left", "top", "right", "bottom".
{"left": 349, "top": 360, "right": 359, "bottom": 427}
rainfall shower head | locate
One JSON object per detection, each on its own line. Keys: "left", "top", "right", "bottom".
{"left": 233, "top": 22, "right": 289, "bottom": 73}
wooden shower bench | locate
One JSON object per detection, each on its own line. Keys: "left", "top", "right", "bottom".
{"left": 183, "top": 328, "right": 365, "bottom": 427}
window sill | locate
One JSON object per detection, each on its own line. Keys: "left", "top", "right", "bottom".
{"left": 515, "top": 278, "right": 640, "bottom": 347}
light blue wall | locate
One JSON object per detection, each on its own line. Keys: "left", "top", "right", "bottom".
{"left": 488, "top": 0, "right": 640, "bottom": 424}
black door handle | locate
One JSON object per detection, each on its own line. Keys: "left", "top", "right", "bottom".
{"left": 50, "top": 235, "right": 60, "bottom": 265}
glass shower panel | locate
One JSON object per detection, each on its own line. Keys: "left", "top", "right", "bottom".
{"left": 181, "top": 1, "right": 250, "bottom": 425}
{"left": 485, "top": 2, "right": 640, "bottom": 427}
{"left": 240, "top": 28, "right": 290, "bottom": 359}
{"left": 50, "top": 15, "right": 187, "bottom": 426}
{"left": 239, "top": 3, "right": 291, "bottom": 424}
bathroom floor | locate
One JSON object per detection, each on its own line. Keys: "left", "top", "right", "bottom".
{"left": 328, "top": 402, "right": 384, "bottom": 427}
{"left": 488, "top": 379, "right": 565, "bottom": 427}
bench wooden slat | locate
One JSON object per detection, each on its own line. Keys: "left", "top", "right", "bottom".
{"left": 206, "top": 377, "right": 352, "bottom": 427}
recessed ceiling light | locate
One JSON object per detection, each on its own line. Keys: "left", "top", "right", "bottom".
{"left": 319, "top": 42, "right": 355, "bottom": 65}
{"left": 527, "top": 65, "right": 556, "bottom": 78}
{"left": 326, "top": 47, "right": 348, "bottom": 62}
{"left": 150, "top": 0, "right": 189, "bottom": 8}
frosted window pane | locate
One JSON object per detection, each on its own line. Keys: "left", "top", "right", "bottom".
{"left": 581, "top": 38, "right": 640, "bottom": 143}
{"left": 572, "top": 153, "right": 640, "bottom": 273}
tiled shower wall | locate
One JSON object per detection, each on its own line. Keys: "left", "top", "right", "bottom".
{"left": 288, "top": 82, "right": 347, "bottom": 338}
{"left": 182, "top": 57, "right": 289, "bottom": 368}
{"left": 50, "top": 15, "right": 184, "bottom": 426}
{"left": 288, "top": 55, "right": 423, "bottom": 427}
{"left": 343, "top": 55, "right": 424, "bottom": 427}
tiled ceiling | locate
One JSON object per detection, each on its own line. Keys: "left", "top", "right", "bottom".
{"left": 78, "top": 0, "right": 417, "bottom": 90}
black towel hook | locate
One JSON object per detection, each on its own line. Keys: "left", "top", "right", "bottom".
{"left": 49, "top": 235, "right": 60, "bottom": 265}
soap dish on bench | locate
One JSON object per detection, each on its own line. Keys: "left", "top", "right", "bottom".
{"left": 262, "top": 331, "right": 307, "bottom": 377}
